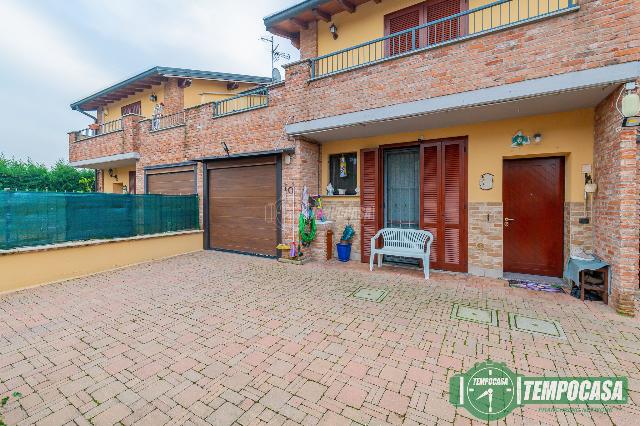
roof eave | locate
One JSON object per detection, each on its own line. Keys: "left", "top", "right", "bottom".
{"left": 263, "top": 0, "right": 328, "bottom": 29}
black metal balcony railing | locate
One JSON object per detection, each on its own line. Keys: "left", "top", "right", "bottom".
{"left": 212, "top": 87, "right": 269, "bottom": 118}
{"left": 75, "top": 118, "right": 123, "bottom": 141}
{"left": 151, "top": 111, "right": 186, "bottom": 132}
{"left": 310, "top": 0, "right": 578, "bottom": 80}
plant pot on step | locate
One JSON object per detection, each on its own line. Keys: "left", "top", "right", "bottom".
{"left": 336, "top": 242, "right": 351, "bottom": 262}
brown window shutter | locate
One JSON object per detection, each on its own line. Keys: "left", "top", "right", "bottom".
{"left": 420, "top": 138, "right": 467, "bottom": 272}
{"left": 385, "top": 5, "right": 423, "bottom": 55}
{"left": 442, "top": 140, "right": 466, "bottom": 270}
{"left": 426, "top": 0, "right": 462, "bottom": 45}
{"left": 360, "top": 148, "right": 380, "bottom": 264}
{"left": 121, "top": 101, "right": 141, "bottom": 116}
{"left": 420, "top": 142, "right": 441, "bottom": 265}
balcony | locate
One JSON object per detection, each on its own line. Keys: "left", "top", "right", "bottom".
{"left": 309, "top": 0, "right": 579, "bottom": 80}
{"left": 150, "top": 111, "right": 186, "bottom": 132}
{"left": 75, "top": 118, "right": 123, "bottom": 141}
{"left": 212, "top": 87, "right": 269, "bottom": 118}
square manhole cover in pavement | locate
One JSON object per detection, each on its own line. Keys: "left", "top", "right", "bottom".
{"left": 351, "top": 287, "right": 389, "bottom": 303}
{"left": 451, "top": 304, "right": 498, "bottom": 326}
{"left": 508, "top": 313, "right": 566, "bottom": 339}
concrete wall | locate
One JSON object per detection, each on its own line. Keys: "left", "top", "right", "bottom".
{"left": 0, "top": 231, "right": 203, "bottom": 294}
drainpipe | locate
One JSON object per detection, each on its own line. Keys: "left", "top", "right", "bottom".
{"left": 73, "top": 106, "right": 97, "bottom": 122}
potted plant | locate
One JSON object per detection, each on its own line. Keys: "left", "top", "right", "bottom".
{"left": 336, "top": 224, "right": 355, "bottom": 262}
{"left": 88, "top": 123, "right": 100, "bottom": 131}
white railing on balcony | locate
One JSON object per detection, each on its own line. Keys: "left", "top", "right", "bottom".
{"left": 150, "top": 111, "right": 186, "bottom": 132}
{"left": 75, "top": 118, "right": 123, "bottom": 141}
{"left": 310, "top": 0, "right": 579, "bottom": 79}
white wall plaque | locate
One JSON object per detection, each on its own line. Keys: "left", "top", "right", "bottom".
{"left": 480, "top": 173, "right": 494, "bottom": 190}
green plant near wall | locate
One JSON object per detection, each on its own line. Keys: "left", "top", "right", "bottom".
{"left": 0, "top": 391, "right": 22, "bottom": 426}
{"left": 0, "top": 155, "right": 95, "bottom": 192}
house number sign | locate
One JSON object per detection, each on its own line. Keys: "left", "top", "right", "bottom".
{"left": 479, "top": 173, "right": 494, "bottom": 190}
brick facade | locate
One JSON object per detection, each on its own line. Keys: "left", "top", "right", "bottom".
{"left": 593, "top": 86, "right": 639, "bottom": 315}
{"left": 69, "top": 0, "right": 639, "bottom": 312}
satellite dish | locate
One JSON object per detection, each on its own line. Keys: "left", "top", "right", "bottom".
{"left": 272, "top": 68, "right": 282, "bottom": 83}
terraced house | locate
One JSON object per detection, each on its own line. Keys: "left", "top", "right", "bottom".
{"left": 69, "top": 0, "right": 640, "bottom": 314}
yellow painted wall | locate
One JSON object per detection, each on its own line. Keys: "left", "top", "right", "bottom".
{"left": 183, "top": 80, "right": 259, "bottom": 108}
{"left": 101, "top": 165, "right": 137, "bottom": 193}
{"left": 102, "top": 86, "right": 165, "bottom": 121}
{"left": 0, "top": 231, "right": 203, "bottom": 294}
{"left": 321, "top": 109, "right": 594, "bottom": 203}
{"left": 317, "top": 0, "right": 571, "bottom": 58}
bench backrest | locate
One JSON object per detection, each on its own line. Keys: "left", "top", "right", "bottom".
{"left": 380, "top": 228, "right": 432, "bottom": 251}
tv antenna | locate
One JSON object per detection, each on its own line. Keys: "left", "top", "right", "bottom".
{"left": 261, "top": 35, "right": 291, "bottom": 74}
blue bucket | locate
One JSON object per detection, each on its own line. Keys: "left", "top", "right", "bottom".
{"left": 336, "top": 243, "right": 351, "bottom": 262}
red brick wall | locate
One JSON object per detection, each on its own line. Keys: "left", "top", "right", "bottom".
{"left": 293, "top": 0, "right": 640, "bottom": 122}
{"left": 69, "top": 114, "right": 144, "bottom": 162}
{"left": 299, "top": 20, "right": 318, "bottom": 60}
{"left": 593, "top": 85, "right": 639, "bottom": 315}
{"left": 163, "top": 78, "right": 184, "bottom": 115}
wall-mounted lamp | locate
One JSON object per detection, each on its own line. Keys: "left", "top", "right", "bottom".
{"left": 284, "top": 154, "right": 292, "bottom": 165}
{"left": 329, "top": 23, "right": 338, "bottom": 40}
{"left": 618, "top": 82, "right": 640, "bottom": 118}
{"left": 149, "top": 93, "right": 158, "bottom": 102}
{"left": 108, "top": 168, "right": 118, "bottom": 181}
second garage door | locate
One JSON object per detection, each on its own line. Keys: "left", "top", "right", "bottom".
{"left": 207, "top": 156, "right": 279, "bottom": 256}
{"left": 146, "top": 164, "right": 197, "bottom": 195}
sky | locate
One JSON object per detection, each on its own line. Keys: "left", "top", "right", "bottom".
{"left": 0, "top": 0, "right": 300, "bottom": 166}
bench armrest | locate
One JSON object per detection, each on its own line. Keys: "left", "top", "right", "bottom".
{"left": 370, "top": 229, "right": 384, "bottom": 250}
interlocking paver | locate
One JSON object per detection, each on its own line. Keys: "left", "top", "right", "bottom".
{"left": 0, "top": 251, "right": 638, "bottom": 425}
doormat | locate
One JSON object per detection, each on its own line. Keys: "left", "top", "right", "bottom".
{"left": 508, "top": 279, "right": 565, "bottom": 293}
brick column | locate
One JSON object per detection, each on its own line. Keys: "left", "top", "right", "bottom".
{"left": 281, "top": 138, "right": 321, "bottom": 248}
{"left": 593, "top": 85, "right": 639, "bottom": 316}
{"left": 299, "top": 20, "right": 318, "bottom": 60}
{"left": 121, "top": 114, "right": 143, "bottom": 152}
{"left": 163, "top": 78, "right": 185, "bottom": 115}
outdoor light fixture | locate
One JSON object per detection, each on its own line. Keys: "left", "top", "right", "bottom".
{"left": 149, "top": 93, "right": 158, "bottom": 102}
{"left": 329, "top": 23, "right": 338, "bottom": 40}
{"left": 617, "top": 82, "right": 640, "bottom": 117}
{"left": 284, "top": 154, "right": 292, "bottom": 165}
{"left": 108, "top": 168, "right": 118, "bottom": 181}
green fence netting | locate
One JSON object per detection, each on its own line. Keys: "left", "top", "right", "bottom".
{"left": 0, "top": 192, "right": 199, "bottom": 250}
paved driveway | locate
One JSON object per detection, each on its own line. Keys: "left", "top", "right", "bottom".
{"left": 1, "top": 251, "right": 639, "bottom": 425}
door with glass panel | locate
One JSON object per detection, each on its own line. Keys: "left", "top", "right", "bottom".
{"left": 383, "top": 147, "right": 420, "bottom": 264}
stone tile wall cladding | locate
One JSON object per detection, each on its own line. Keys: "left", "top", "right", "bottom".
{"left": 564, "top": 202, "right": 595, "bottom": 264}
{"left": 309, "top": 198, "right": 362, "bottom": 262}
{"left": 69, "top": 0, "right": 640, "bottom": 311}
{"left": 468, "top": 202, "right": 503, "bottom": 278}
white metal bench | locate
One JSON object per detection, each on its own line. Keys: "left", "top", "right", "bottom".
{"left": 370, "top": 228, "right": 434, "bottom": 279}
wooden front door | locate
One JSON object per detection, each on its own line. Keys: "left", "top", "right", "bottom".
{"left": 128, "top": 171, "right": 136, "bottom": 194}
{"left": 503, "top": 157, "right": 565, "bottom": 277}
{"left": 207, "top": 156, "right": 279, "bottom": 257}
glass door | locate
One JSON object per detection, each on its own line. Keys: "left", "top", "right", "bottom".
{"left": 383, "top": 147, "right": 420, "bottom": 265}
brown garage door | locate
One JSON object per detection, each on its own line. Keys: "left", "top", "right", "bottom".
{"left": 207, "top": 156, "right": 278, "bottom": 257}
{"left": 146, "top": 164, "right": 196, "bottom": 195}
